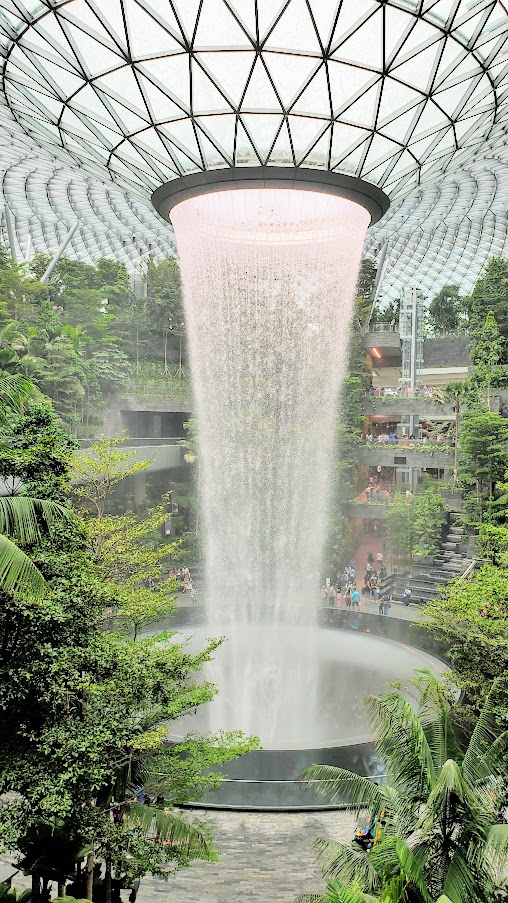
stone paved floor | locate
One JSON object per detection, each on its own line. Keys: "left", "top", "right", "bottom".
{"left": 140, "top": 809, "right": 354, "bottom": 903}
{"left": 1, "top": 809, "right": 354, "bottom": 903}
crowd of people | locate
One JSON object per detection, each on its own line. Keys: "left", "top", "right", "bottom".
{"left": 169, "top": 566, "right": 196, "bottom": 601}
{"left": 320, "top": 552, "right": 393, "bottom": 613}
{"left": 369, "top": 384, "right": 439, "bottom": 398}
{"left": 360, "top": 431, "right": 451, "bottom": 446}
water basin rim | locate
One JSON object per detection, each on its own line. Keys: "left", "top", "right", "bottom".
{"left": 151, "top": 166, "right": 389, "bottom": 225}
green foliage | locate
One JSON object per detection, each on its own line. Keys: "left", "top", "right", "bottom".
{"left": 458, "top": 408, "right": 508, "bottom": 525}
{"left": 420, "top": 564, "right": 508, "bottom": 728}
{"left": 0, "top": 408, "right": 257, "bottom": 897}
{"left": 72, "top": 434, "right": 151, "bottom": 518}
{"left": 300, "top": 673, "right": 508, "bottom": 903}
{"left": 386, "top": 492, "right": 414, "bottom": 568}
{"left": 412, "top": 484, "right": 445, "bottom": 556}
{"left": 467, "top": 256, "right": 508, "bottom": 358}
{"left": 428, "top": 284, "right": 464, "bottom": 334}
{"left": 0, "top": 884, "right": 31, "bottom": 903}
{"left": 470, "top": 311, "right": 506, "bottom": 408}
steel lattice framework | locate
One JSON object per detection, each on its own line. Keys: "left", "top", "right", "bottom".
{"left": 1, "top": 0, "right": 508, "bottom": 203}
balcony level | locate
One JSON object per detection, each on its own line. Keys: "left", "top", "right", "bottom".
{"left": 356, "top": 441, "right": 453, "bottom": 470}
{"left": 363, "top": 323, "right": 401, "bottom": 366}
{"left": 362, "top": 395, "right": 455, "bottom": 418}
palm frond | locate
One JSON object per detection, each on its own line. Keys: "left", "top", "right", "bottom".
{"left": 0, "top": 533, "right": 47, "bottom": 599}
{"left": 321, "top": 881, "right": 379, "bottom": 903}
{"left": 484, "top": 824, "right": 508, "bottom": 868}
{"left": 301, "top": 765, "right": 382, "bottom": 809}
{"left": 366, "top": 691, "right": 437, "bottom": 795}
{"left": 462, "top": 688, "right": 508, "bottom": 784}
{"left": 125, "top": 805, "right": 212, "bottom": 860}
{"left": 295, "top": 895, "right": 327, "bottom": 903}
{"left": 434, "top": 896, "right": 454, "bottom": 903}
{"left": 442, "top": 848, "right": 484, "bottom": 903}
{"left": 370, "top": 837, "right": 432, "bottom": 903}
{"left": 0, "top": 373, "right": 35, "bottom": 424}
{"left": 312, "top": 839, "right": 379, "bottom": 889}
{"left": 0, "top": 496, "right": 69, "bottom": 544}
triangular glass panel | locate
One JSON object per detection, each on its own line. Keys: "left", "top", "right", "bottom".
{"left": 137, "top": 74, "right": 185, "bottom": 122}
{"left": 268, "top": 118, "right": 294, "bottom": 165}
{"left": 69, "top": 82, "right": 112, "bottom": 121}
{"left": 361, "top": 133, "right": 399, "bottom": 174}
{"left": 139, "top": 55, "right": 191, "bottom": 110}
{"left": 340, "top": 83, "right": 380, "bottom": 129}
{"left": 461, "top": 73, "right": 492, "bottom": 113}
{"left": 196, "top": 51, "right": 255, "bottom": 106}
{"left": 328, "top": 61, "right": 377, "bottom": 116}
{"left": 391, "top": 42, "right": 441, "bottom": 91}
{"left": 333, "top": 11, "right": 383, "bottom": 71}
{"left": 196, "top": 113, "right": 236, "bottom": 158}
{"left": 330, "top": 120, "right": 369, "bottom": 164}
{"left": 383, "top": 5, "right": 413, "bottom": 65}
{"left": 125, "top": 2, "right": 183, "bottom": 58}
{"left": 95, "top": 0, "right": 129, "bottom": 49}
{"left": 379, "top": 106, "right": 419, "bottom": 141}
{"left": 191, "top": 61, "right": 232, "bottom": 114}
{"left": 452, "top": 7, "right": 488, "bottom": 44}
{"left": 241, "top": 113, "right": 283, "bottom": 158}
{"left": 172, "top": 0, "right": 201, "bottom": 43}
{"left": 331, "top": 0, "right": 378, "bottom": 49}
{"left": 98, "top": 67, "right": 148, "bottom": 116}
{"left": 99, "top": 91, "right": 151, "bottom": 132}
{"left": 64, "top": 22, "right": 125, "bottom": 76}
{"left": 432, "top": 37, "right": 468, "bottom": 89}
{"left": 264, "top": 0, "right": 321, "bottom": 54}
{"left": 432, "top": 80, "right": 470, "bottom": 118}
{"left": 235, "top": 118, "right": 261, "bottom": 164}
{"left": 193, "top": 0, "right": 252, "bottom": 48}
{"left": 424, "top": 0, "right": 457, "bottom": 29}
{"left": 409, "top": 127, "right": 446, "bottom": 159}
{"left": 159, "top": 118, "right": 203, "bottom": 164}
{"left": 133, "top": 0, "right": 185, "bottom": 41}
{"left": 393, "top": 18, "right": 439, "bottom": 62}
{"left": 454, "top": 112, "right": 486, "bottom": 141}
{"left": 263, "top": 51, "right": 319, "bottom": 108}
{"left": 308, "top": 0, "right": 341, "bottom": 50}
{"left": 410, "top": 99, "right": 447, "bottom": 140}
{"left": 131, "top": 126, "right": 177, "bottom": 163}
{"left": 197, "top": 130, "right": 230, "bottom": 167}
{"left": 299, "top": 126, "right": 331, "bottom": 168}
{"left": 242, "top": 56, "right": 282, "bottom": 111}
{"left": 227, "top": 0, "right": 257, "bottom": 41}
{"left": 28, "top": 55, "right": 85, "bottom": 97}
{"left": 287, "top": 115, "right": 326, "bottom": 159}
{"left": 378, "top": 77, "right": 423, "bottom": 122}
{"left": 332, "top": 140, "right": 367, "bottom": 175}
{"left": 434, "top": 54, "right": 482, "bottom": 91}
{"left": 291, "top": 64, "right": 330, "bottom": 116}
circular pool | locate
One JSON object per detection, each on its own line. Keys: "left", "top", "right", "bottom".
{"left": 168, "top": 616, "right": 446, "bottom": 810}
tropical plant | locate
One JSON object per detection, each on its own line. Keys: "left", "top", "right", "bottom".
{"left": 435, "top": 381, "right": 470, "bottom": 478}
{"left": 299, "top": 672, "right": 508, "bottom": 903}
{"left": 0, "top": 377, "right": 68, "bottom": 599}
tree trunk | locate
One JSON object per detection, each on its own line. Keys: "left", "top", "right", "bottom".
{"left": 85, "top": 851, "right": 95, "bottom": 901}
{"left": 57, "top": 880, "right": 66, "bottom": 897}
{"left": 454, "top": 405, "right": 459, "bottom": 480}
{"left": 104, "top": 857, "right": 112, "bottom": 903}
{"left": 31, "top": 872, "right": 41, "bottom": 903}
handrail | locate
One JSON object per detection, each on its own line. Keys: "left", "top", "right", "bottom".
{"left": 458, "top": 558, "right": 488, "bottom": 581}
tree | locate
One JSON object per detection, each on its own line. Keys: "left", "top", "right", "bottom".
{"left": 467, "top": 256, "right": 508, "bottom": 357}
{"left": 412, "top": 484, "right": 445, "bottom": 556}
{"left": 437, "top": 381, "right": 470, "bottom": 478}
{"left": 458, "top": 408, "right": 508, "bottom": 524}
{"left": 146, "top": 258, "right": 185, "bottom": 375}
{"left": 386, "top": 492, "right": 414, "bottom": 569}
{"left": 72, "top": 435, "right": 151, "bottom": 519}
{"left": 420, "top": 564, "right": 508, "bottom": 729}
{"left": 0, "top": 408, "right": 257, "bottom": 901}
{"left": 428, "top": 284, "right": 463, "bottom": 334}
{"left": 299, "top": 672, "right": 508, "bottom": 903}
{"left": 470, "top": 311, "right": 506, "bottom": 409}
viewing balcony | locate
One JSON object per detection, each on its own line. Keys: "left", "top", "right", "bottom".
{"left": 363, "top": 392, "right": 455, "bottom": 418}
{"left": 77, "top": 437, "right": 186, "bottom": 472}
{"left": 363, "top": 323, "right": 401, "bottom": 366}
{"left": 356, "top": 439, "right": 454, "bottom": 470}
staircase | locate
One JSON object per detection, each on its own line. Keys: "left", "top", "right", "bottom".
{"left": 380, "top": 512, "right": 473, "bottom": 604}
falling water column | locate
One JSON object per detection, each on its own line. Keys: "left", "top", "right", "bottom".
{"left": 170, "top": 188, "right": 370, "bottom": 746}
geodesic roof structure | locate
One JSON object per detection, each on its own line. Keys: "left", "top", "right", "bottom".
{"left": 0, "top": 104, "right": 175, "bottom": 270}
{"left": 2, "top": 0, "right": 508, "bottom": 206}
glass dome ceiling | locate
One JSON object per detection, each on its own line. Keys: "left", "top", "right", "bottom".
{"left": 1, "top": 0, "right": 508, "bottom": 204}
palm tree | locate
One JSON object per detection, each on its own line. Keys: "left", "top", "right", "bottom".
{"left": 298, "top": 672, "right": 508, "bottom": 903}
{"left": 0, "top": 373, "right": 68, "bottom": 600}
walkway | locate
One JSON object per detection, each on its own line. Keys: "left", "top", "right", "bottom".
{"left": 2, "top": 810, "right": 354, "bottom": 903}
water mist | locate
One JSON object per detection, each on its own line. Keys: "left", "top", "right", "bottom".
{"left": 171, "top": 188, "right": 370, "bottom": 747}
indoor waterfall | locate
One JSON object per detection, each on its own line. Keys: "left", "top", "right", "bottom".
{"left": 171, "top": 188, "right": 370, "bottom": 746}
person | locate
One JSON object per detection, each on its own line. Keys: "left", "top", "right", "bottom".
{"left": 345, "top": 588, "right": 352, "bottom": 609}
{"left": 376, "top": 551, "right": 384, "bottom": 563}
{"left": 372, "top": 583, "right": 379, "bottom": 603}
{"left": 367, "top": 550, "right": 374, "bottom": 566}
{"left": 365, "top": 484, "right": 372, "bottom": 501}
{"left": 383, "top": 597, "right": 392, "bottom": 616}
{"left": 403, "top": 585, "right": 412, "bottom": 606}
{"left": 379, "top": 564, "right": 387, "bottom": 580}
{"left": 351, "top": 586, "right": 360, "bottom": 608}
{"left": 336, "top": 590, "right": 342, "bottom": 607}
